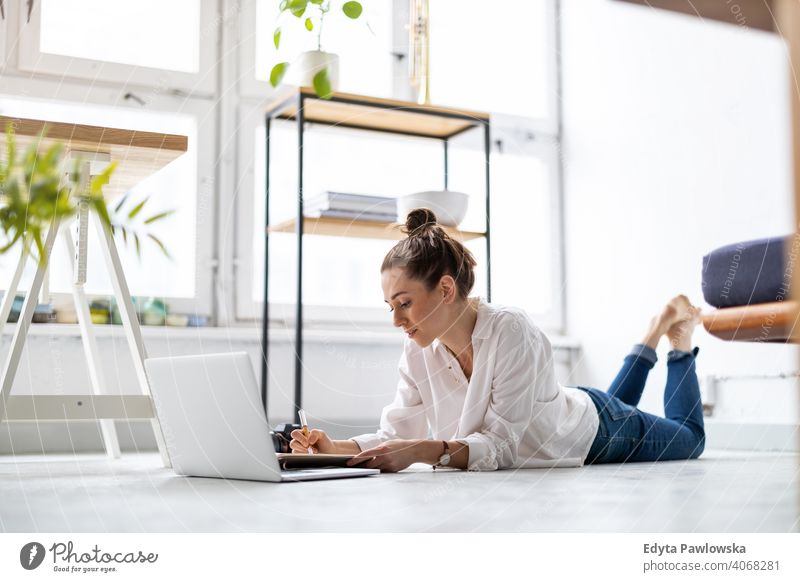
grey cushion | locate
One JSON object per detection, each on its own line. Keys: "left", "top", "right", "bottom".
{"left": 701, "top": 235, "right": 793, "bottom": 308}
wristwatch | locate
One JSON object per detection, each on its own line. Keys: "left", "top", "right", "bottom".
{"left": 433, "top": 440, "right": 450, "bottom": 470}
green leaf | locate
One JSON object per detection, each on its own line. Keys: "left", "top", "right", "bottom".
{"left": 88, "top": 161, "right": 118, "bottom": 198}
{"left": 32, "top": 230, "right": 46, "bottom": 267}
{"left": 143, "top": 210, "right": 175, "bottom": 224}
{"left": 5, "top": 125, "right": 16, "bottom": 168}
{"left": 279, "top": 0, "right": 289, "bottom": 10}
{"left": 309, "top": 0, "right": 323, "bottom": 4}
{"left": 134, "top": 232, "right": 141, "bottom": 257}
{"left": 127, "top": 196, "right": 149, "bottom": 220}
{"left": 269, "top": 62, "right": 290, "bottom": 87}
{"left": 273, "top": 27, "right": 281, "bottom": 49}
{"left": 288, "top": 0, "right": 308, "bottom": 18}
{"left": 41, "top": 141, "right": 62, "bottom": 170}
{"left": 304, "top": 17, "right": 313, "bottom": 31}
{"left": 342, "top": 1, "right": 362, "bottom": 19}
{"left": 92, "top": 197, "right": 113, "bottom": 231}
{"left": 121, "top": 226, "right": 128, "bottom": 245}
{"left": 0, "top": 126, "right": 129, "bottom": 264}
{"left": 113, "top": 193, "right": 129, "bottom": 214}
{"left": 312, "top": 67, "right": 332, "bottom": 99}
{"left": 147, "top": 233, "right": 171, "bottom": 259}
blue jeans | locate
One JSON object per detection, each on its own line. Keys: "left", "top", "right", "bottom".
{"left": 576, "top": 344, "right": 706, "bottom": 464}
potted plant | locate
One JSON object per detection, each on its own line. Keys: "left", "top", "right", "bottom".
{"left": 0, "top": 124, "right": 173, "bottom": 267}
{"left": 269, "top": 0, "right": 364, "bottom": 98}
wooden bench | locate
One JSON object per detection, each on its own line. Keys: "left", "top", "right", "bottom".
{"left": 702, "top": 301, "right": 799, "bottom": 343}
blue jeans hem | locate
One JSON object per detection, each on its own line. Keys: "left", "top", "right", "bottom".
{"left": 667, "top": 345, "right": 700, "bottom": 363}
{"left": 629, "top": 343, "right": 658, "bottom": 366}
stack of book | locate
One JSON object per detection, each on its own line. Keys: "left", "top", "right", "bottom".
{"left": 303, "top": 191, "right": 397, "bottom": 223}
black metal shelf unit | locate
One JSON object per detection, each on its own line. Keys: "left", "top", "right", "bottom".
{"left": 261, "top": 87, "right": 492, "bottom": 423}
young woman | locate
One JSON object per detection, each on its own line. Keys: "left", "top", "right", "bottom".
{"left": 290, "top": 208, "right": 706, "bottom": 472}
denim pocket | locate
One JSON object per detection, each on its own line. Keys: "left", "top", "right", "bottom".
{"left": 603, "top": 395, "right": 638, "bottom": 421}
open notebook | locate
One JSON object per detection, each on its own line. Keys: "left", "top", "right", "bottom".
{"left": 277, "top": 453, "right": 374, "bottom": 470}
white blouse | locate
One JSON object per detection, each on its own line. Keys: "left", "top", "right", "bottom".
{"left": 351, "top": 298, "right": 600, "bottom": 470}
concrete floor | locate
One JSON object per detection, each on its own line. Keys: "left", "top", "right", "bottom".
{"left": 0, "top": 450, "right": 797, "bottom": 533}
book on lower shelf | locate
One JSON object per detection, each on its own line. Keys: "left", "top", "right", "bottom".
{"left": 304, "top": 191, "right": 398, "bottom": 218}
{"left": 303, "top": 208, "right": 398, "bottom": 223}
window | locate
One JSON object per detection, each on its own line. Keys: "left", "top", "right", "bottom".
{"left": 447, "top": 137, "right": 560, "bottom": 316}
{"left": 258, "top": 122, "right": 490, "bottom": 305}
{"left": 428, "top": 0, "right": 557, "bottom": 126}
{"left": 234, "top": 107, "right": 491, "bottom": 323}
{"left": 17, "top": 0, "right": 218, "bottom": 94}
{"left": 243, "top": 0, "right": 394, "bottom": 97}
{"left": 0, "top": 74, "right": 215, "bottom": 316}
{"left": 0, "top": 0, "right": 564, "bottom": 329}
{"left": 0, "top": 0, "right": 218, "bottom": 318}
{"left": 39, "top": 0, "right": 200, "bottom": 73}
{"left": 425, "top": 0, "right": 562, "bottom": 324}
{"left": 234, "top": 0, "right": 562, "bottom": 329}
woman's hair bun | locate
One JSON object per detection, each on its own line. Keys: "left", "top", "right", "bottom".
{"left": 384, "top": 207, "right": 476, "bottom": 300}
{"left": 403, "top": 207, "right": 439, "bottom": 236}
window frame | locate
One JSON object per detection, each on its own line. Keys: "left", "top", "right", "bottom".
{"left": 1, "top": 0, "right": 566, "bottom": 332}
{"left": 16, "top": 0, "right": 219, "bottom": 96}
{"left": 237, "top": 0, "right": 271, "bottom": 99}
{"left": 0, "top": 72, "right": 216, "bottom": 316}
{"left": 389, "top": 0, "right": 561, "bottom": 136}
{"left": 233, "top": 99, "right": 406, "bottom": 328}
{"left": 0, "top": 6, "right": 8, "bottom": 68}
{"left": 489, "top": 129, "right": 564, "bottom": 332}
{"left": 238, "top": 0, "right": 397, "bottom": 100}
{"left": 234, "top": 0, "right": 565, "bottom": 333}
{"left": 233, "top": 101, "right": 564, "bottom": 331}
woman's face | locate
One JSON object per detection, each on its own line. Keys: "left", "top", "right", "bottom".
{"left": 381, "top": 267, "right": 453, "bottom": 348}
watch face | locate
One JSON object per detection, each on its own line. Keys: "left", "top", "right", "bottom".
{"left": 440, "top": 453, "right": 451, "bottom": 466}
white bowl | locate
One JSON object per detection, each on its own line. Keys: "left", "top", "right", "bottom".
{"left": 397, "top": 190, "right": 469, "bottom": 227}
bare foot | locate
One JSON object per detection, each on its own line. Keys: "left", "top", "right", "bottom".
{"left": 641, "top": 295, "right": 693, "bottom": 349}
{"left": 666, "top": 301, "right": 702, "bottom": 352}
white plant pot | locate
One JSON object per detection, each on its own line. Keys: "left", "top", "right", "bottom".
{"left": 291, "top": 50, "right": 339, "bottom": 91}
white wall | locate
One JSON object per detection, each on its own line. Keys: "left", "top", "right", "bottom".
{"left": 561, "top": 0, "right": 799, "bottom": 438}
{"left": 0, "top": 326, "right": 575, "bottom": 453}
{"left": 0, "top": 327, "right": 399, "bottom": 453}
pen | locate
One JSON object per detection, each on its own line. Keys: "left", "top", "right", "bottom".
{"left": 298, "top": 409, "right": 314, "bottom": 454}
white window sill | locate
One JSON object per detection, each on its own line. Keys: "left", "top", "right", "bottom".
{"left": 0, "top": 322, "right": 402, "bottom": 346}
{"left": 1, "top": 322, "right": 582, "bottom": 350}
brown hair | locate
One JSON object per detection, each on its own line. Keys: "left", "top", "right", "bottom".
{"left": 381, "top": 208, "right": 477, "bottom": 300}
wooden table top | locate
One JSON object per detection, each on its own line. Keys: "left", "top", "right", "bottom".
{"left": 0, "top": 116, "right": 188, "bottom": 198}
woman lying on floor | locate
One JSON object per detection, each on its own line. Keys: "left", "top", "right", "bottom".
{"left": 290, "top": 208, "right": 706, "bottom": 472}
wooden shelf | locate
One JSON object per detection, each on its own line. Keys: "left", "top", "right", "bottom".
{"left": 0, "top": 115, "right": 188, "bottom": 199}
{"left": 265, "top": 87, "right": 490, "bottom": 139}
{"left": 268, "top": 216, "right": 485, "bottom": 242}
{"left": 702, "top": 301, "right": 799, "bottom": 343}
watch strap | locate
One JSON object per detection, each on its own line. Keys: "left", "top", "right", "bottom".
{"left": 433, "top": 440, "right": 450, "bottom": 470}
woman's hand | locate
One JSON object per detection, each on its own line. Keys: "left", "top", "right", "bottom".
{"left": 346, "top": 439, "right": 430, "bottom": 472}
{"left": 289, "top": 428, "right": 336, "bottom": 454}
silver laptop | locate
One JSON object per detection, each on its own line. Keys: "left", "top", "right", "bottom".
{"left": 144, "top": 352, "right": 379, "bottom": 483}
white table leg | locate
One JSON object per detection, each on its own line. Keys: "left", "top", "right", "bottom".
{"left": 61, "top": 227, "right": 122, "bottom": 460}
{"left": 91, "top": 212, "right": 171, "bottom": 468}
{"left": 0, "top": 218, "right": 61, "bottom": 423}
{"left": 0, "top": 244, "right": 28, "bottom": 339}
